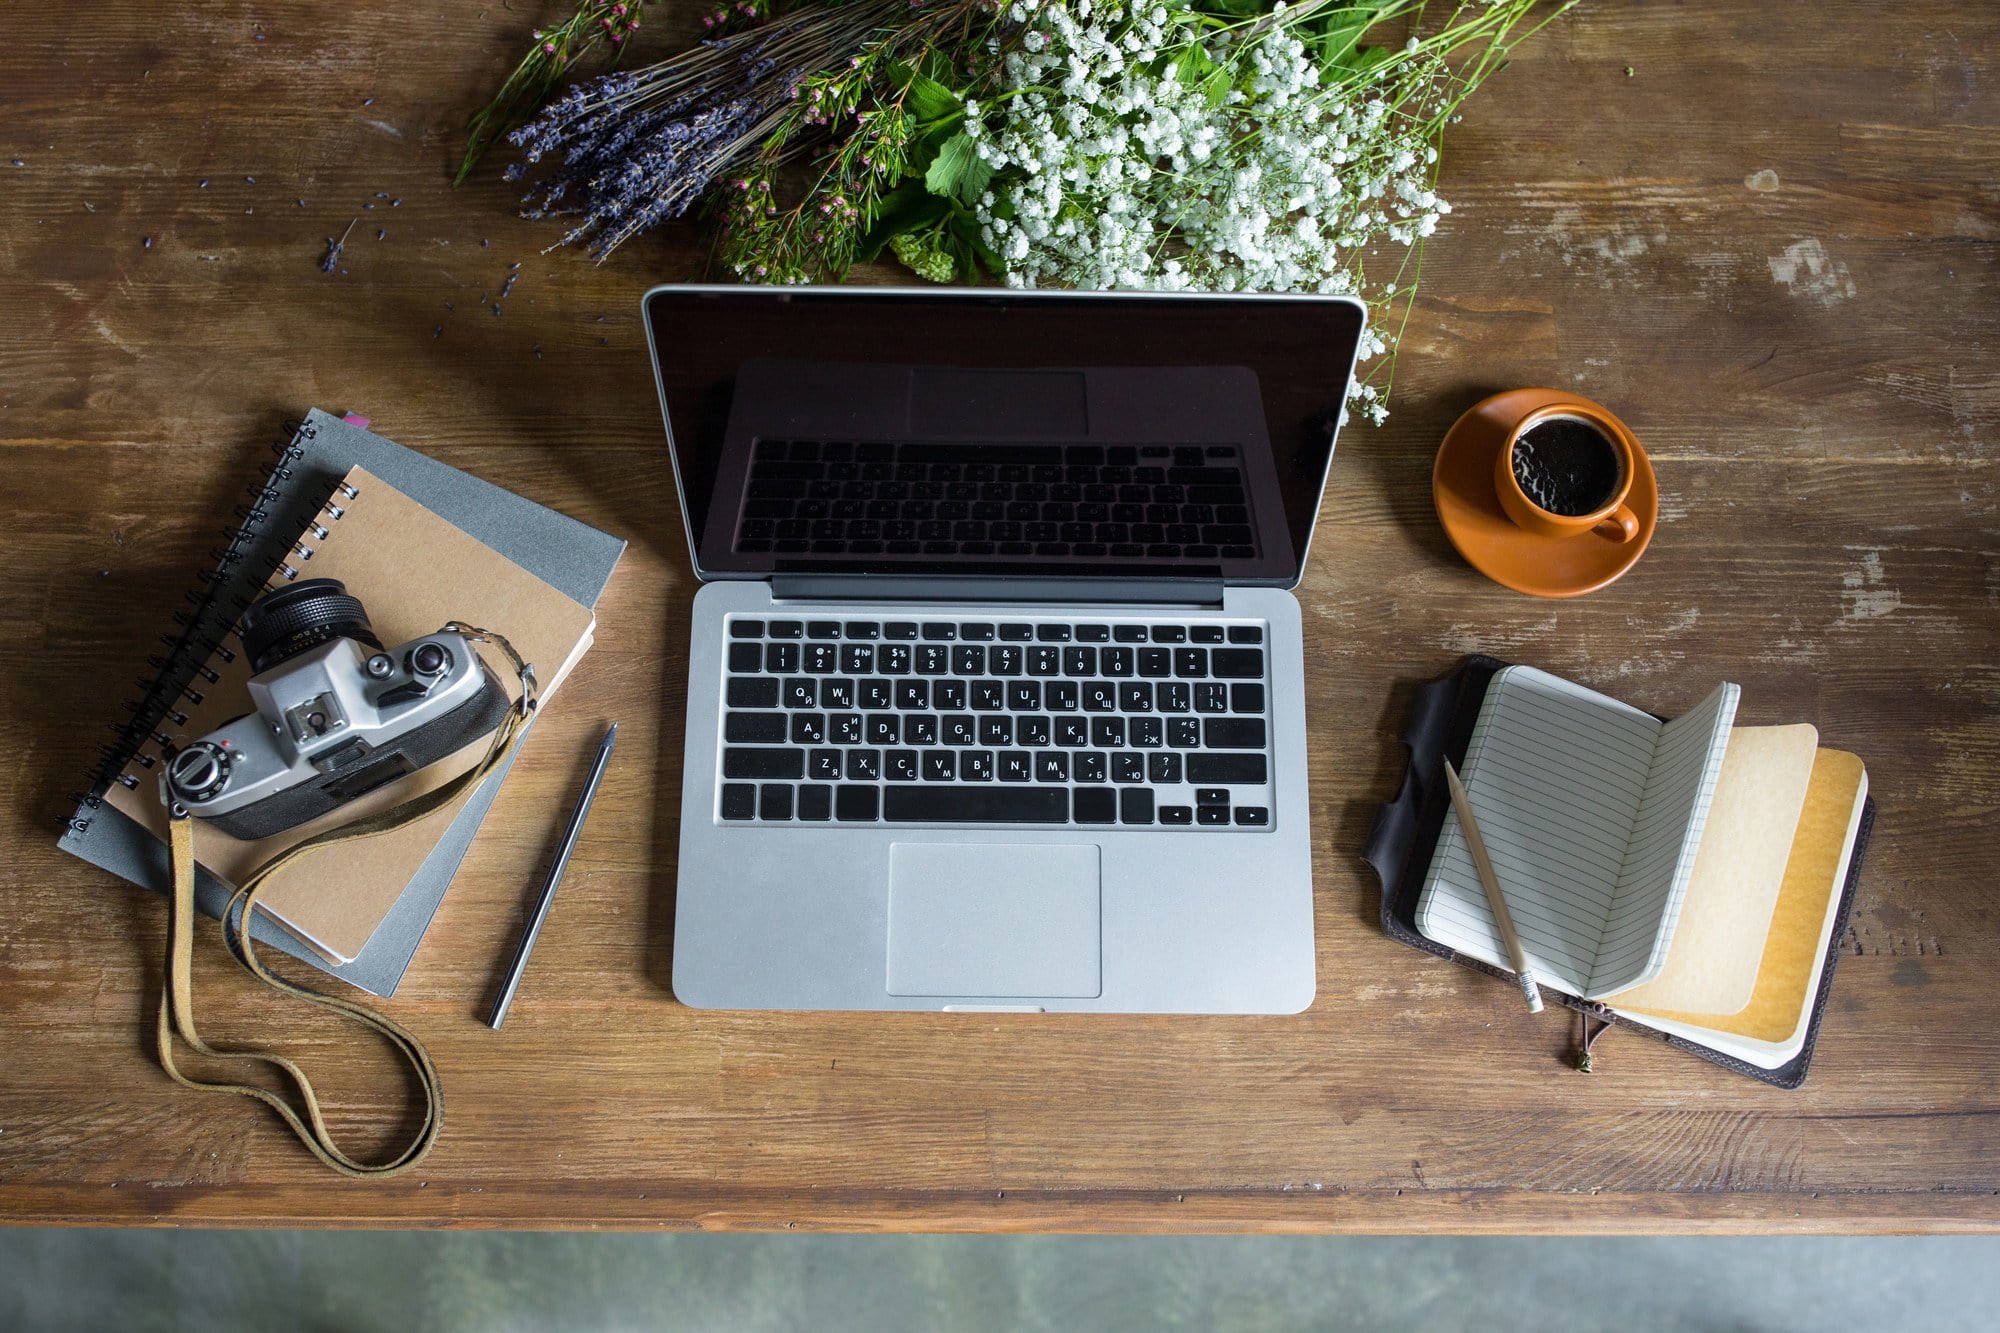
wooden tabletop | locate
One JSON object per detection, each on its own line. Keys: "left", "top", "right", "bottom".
{"left": 3, "top": 1, "right": 1995, "bottom": 1233}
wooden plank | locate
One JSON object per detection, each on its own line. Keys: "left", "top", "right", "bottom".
{"left": 0, "top": 0, "right": 1995, "bottom": 1232}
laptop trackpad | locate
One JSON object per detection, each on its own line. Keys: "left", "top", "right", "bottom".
{"left": 886, "top": 843, "right": 1102, "bottom": 998}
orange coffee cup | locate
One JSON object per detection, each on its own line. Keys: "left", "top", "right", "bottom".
{"left": 1493, "top": 401, "right": 1641, "bottom": 543}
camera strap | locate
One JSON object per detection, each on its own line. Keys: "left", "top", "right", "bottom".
{"left": 158, "top": 624, "right": 538, "bottom": 1179}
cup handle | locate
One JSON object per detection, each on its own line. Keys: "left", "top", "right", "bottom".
{"left": 1594, "top": 503, "right": 1639, "bottom": 543}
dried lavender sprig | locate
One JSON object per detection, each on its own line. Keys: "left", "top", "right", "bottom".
{"left": 319, "top": 218, "right": 357, "bottom": 274}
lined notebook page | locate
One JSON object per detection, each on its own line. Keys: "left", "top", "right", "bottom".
{"left": 1417, "top": 668, "right": 1662, "bottom": 996}
{"left": 1588, "top": 683, "right": 1739, "bottom": 994}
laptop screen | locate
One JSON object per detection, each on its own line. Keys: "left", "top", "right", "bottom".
{"left": 644, "top": 287, "right": 1366, "bottom": 587}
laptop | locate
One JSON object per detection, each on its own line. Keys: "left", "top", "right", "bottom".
{"left": 643, "top": 286, "right": 1367, "bottom": 1013}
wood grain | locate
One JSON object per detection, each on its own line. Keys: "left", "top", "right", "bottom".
{"left": 1, "top": 0, "right": 1995, "bottom": 1232}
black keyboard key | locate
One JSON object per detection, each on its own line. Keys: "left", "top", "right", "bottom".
{"left": 960, "top": 622, "right": 995, "bottom": 641}
{"left": 1101, "top": 647, "right": 1134, "bottom": 678}
{"left": 1046, "top": 681, "right": 1079, "bottom": 711}
{"left": 1008, "top": 681, "right": 1041, "bottom": 711}
{"left": 1227, "top": 625, "right": 1264, "bottom": 643}
{"left": 832, "top": 713, "right": 864, "bottom": 744}
{"left": 1137, "top": 648, "right": 1172, "bottom": 678}
{"left": 846, "top": 749, "right": 882, "bottom": 780}
{"left": 1188, "top": 753, "right": 1268, "bottom": 784}
{"left": 990, "top": 645, "right": 1023, "bottom": 676}
{"left": 962, "top": 750, "right": 995, "bottom": 781}
{"left": 860, "top": 679, "right": 893, "bottom": 709}
{"left": 1075, "top": 752, "right": 1107, "bottom": 783}
{"left": 1169, "top": 718, "right": 1201, "bottom": 748}
{"left": 766, "top": 643, "right": 799, "bottom": 673}
{"left": 798, "top": 784, "right": 832, "bottom": 821}
{"left": 1174, "top": 648, "right": 1208, "bottom": 677}
{"left": 822, "top": 679, "right": 856, "bottom": 708}
{"left": 1196, "top": 787, "right": 1229, "bottom": 806}
{"left": 935, "top": 680, "right": 968, "bottom": 709}
{"left": 1019, "top": 715, "right": 1051, "bottom": 746}
{"left": 884, "top": 621, "right": 919, "bottom": 640}
{"left": 917, "top": 645, "right": 951, "bottom": 675}
{"left": 887, "top": 749, "right": 919, "bottom": 782}
{"left": 1204, "top": 718, "right": 1267, "bottom": 749}
{"left": 1195, "top": 682, "right": 1229, "bottom": 713}
{"left": 1073, "top": 788, "right": 1116, "bottom": 824}
{"left": 1120, "top": 683, "right": 1154, "bottom": 713}
{"left": 1232, "top": 683, "right": 1266, "bottom": 714}
{"left": 1092, "top": 717, "right": 1126, "bottom": 747}
{"left": 1063, "top": 646, "right": 1097, "bottom": 676}
{"left": 836, "top": 785, "right": 879, "bottom": 821}
{"left": 1028, "top": 646, "right": 1061, "bottom": 676}
{"left": 896, "top": 680, "right": 929, "bottom": 710}
{"left": 759, "top": 784, "right": 795, "bottom": 820}
{"left": 725, "top": 712, "right": 787, "bottom": 743}
{"left": 1197, "top": 804, "right": 1231, "bottom": 825}
{"left": 1112, "top": 625, "right": 1148, "bottom": 642}
{"left": 907, "top": 715, "right": 939, "bottom": 745}
{"left": 922, "top": 622, "right": 957, "bottom": 640}
{"left": 729, "top": 620, "right": 764, "bottom": 639}
{"left": 841, "top": 645, "right": 875, "bottom": 674}
{"left": 998, "top": 623, "right": 1034, "bottom": 641}
{"left": 1036, "top": 752, "right": 1069, "bottom": 781}
{"left": 1076, "top": 624, "right": 1111, "bottom": 642}
{"left": 1157, "top": 682, "right": 1190, "bottom": 713}
{"left": 724, "top": 748, "right": 804, "bottom": 779}
{"left": 1082, "top": 682, "right": 1117, "bottom": 712}
{"left": 807, "top": 621, "right": 840, "bottom": 639}
{"left": 1150, "top": 624, "right": 1187, "bottom": 643}
{"left": 727, "top": 678, "right": 779, "bottom": 708}
{"left": 720, "top": 783, "right": 756, "bottom": 819}
{"left": 1191, "top": 625, "right": 1225, "bottom": 643}
{"left": 1120, "top": 788, "right": 1155, "bottom": 824}
{"left": 953, "top": 645, "right": 986, "bottom": 675}
{"left": 998, "top": 751, "right": 1032, "bottom": 782}
{"left": 1234, "top": 806, "right": 1269, "bottom": 826}
{"left": 781, "top": 678, "right": 815, "bottom": 709}
{"left": 844, "top": 621, "right": 880, "bottom": 639}
{"left": 1035, "top": 624, "right": 1072, "bottom": 642}
{"left": 809, "top": 749, "right": 841, "bottom": 780}
{"left": 768, "top": 620, "right": 803, "bottom": 639}
{"left": 1131, "top": 717, "right": 1164, "bottom": 748}
{"left": 880, "top": 645, "right": 913, "bottom": 674}
{"left": 868, "top": 715, "right": 900, "bottom": 744}
{"left": 943, "top": 714, "right": 976, "bottom": 745}
{"left": 1210, "top": 648, "right": 1265, "bottom": 679}
{"left": 728, "top": 643, "right": 762, "bottom": 673}
{"left": 1112, "top": 753, "right": 1145, "bottom": 783}
{"left": 972, "top": 681, "right": 1005, "bottom": 710}
{"left": 979, "top": 715, "right": 1013, "bottom": 746}
{"left": 922, "top": 751, "right": 957, "bottom": 781}
{"left": 1159, "top": 804, "right": 1193, "bottom": 825}
{"left": 885, "top": 785, "right": 1068, "bottom": 823}
{"left": 1056, "top": 717, "right": 1089, "bottom": 746}
{"left": 1149, "top": 753, "right": 1182, "bottom": 784}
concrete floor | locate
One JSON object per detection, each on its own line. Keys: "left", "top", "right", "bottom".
{"left": 1, "top": 1233, "right": 1995, "bottom": 1331}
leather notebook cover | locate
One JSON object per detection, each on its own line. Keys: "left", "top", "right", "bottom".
{"left": 1362, "top": 655, "right": 1874, "bottom": 1089}
{"left": 59, "top": 411, "right": 626, "bottom": 995}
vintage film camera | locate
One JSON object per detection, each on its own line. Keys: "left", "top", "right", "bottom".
{"left": 161, "top": 579, "right": 513, "bottom": 839}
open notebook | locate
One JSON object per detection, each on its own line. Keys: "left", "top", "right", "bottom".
{"left": 100, "top": 464, "right": 597, "bottom": 965}
{"left": 1416, "top": 666, "right": 1868, "bottom": 1071}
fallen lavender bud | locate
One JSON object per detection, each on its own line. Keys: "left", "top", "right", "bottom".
{"left": 143, "top": 236, "right": 153, "bottom": 249}
{"left": 320, "top": 219, "right": 356, "bottom": 274}
{"left": 433, "top": 324, "right": 443, "bottom": 338}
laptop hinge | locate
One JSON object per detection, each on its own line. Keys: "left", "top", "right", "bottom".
{"left": 769, "top": 574, "right": 1227, "bottom": 606}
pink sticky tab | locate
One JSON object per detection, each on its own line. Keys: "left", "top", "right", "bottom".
{"left": 341, "top": 413, "right": 371, "bottom": 428}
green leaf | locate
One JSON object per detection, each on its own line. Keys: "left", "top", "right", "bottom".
{"left": 890, "top": 230, "right": 958, "bottom": 284}
{"left": 923, "top": 132, "right": 994, "bottom": 207}
{"left": 857, "top": 180, "right": 951, "bottom": 262}
{"left": 905, "top": 73, "right": 962, "bottom": 123}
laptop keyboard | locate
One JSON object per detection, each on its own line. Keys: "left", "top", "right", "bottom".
{"left": 717, "top": 616, "right": 1273, "bottom": 828}
{"left": 735, "top": 439, "right": 1258, "bottom": 561}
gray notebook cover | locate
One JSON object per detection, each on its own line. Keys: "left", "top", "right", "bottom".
{"left": 59, "top": 409, "right": 626, "bottom": 996}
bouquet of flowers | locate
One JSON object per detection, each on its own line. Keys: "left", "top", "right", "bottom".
{"left": 466, "top": 0, "right": 1573, "bottom": 419}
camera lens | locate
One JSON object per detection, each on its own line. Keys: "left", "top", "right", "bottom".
{"left": 238, "top": 578, "right": 383, "bottom": 674}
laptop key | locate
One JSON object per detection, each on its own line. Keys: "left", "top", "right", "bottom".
{"left": 1227, "top": 625, "right": 1263, "bottom": 643}
{"left": 809, "top": 749, "right": 841, "bottom": 780}
{"left": 922, "top": 751, "right": 957, "bottom": 781}
{"left": 1196, "top": 787, "right": 1230, "bottom": 806}
{"left": 759, "top": 784, "right": 795, "bottom": 820}
{"left": 1112, "top": 753, "right": 1145, "bottom": 783}
{"left": 1194, "top": 682, "right": 1229, "bottom": 713}
{"left": 884, "top": 622, "right": 919, "bottom": 639}
{"left": 1159, "top": 804, "right": 1193, "bottom": 825}
{"left": 1113, "top": 625, "right": 1148, "bottom": 642}
{"left": 1203, "top": 718, "right": 1267, "bottom": 749}
{"left": 962, "top": 750, "right": 995, "bottom": 781}
{"left": 887, "top": 750, "right": 919, "bottom": 782}
{"left": 724, "top": 748, "right": 804, "bottom": 779}
{"left": 1232, "top": 683, "right": 1266, "bottom": 714}
{"left": 729, "top": 620, "right": 764, "bottom": 639}
{"left": 844, "top": 621, "right": 880, "bottom": 639}
{"left": 728, "top": 643, "right": 762, "bottom": 673}
{"left": 1073, "top": 788, "right": 1116, "bottom": 824}
{"left": 806, "top": 621, "right": 840, "bottom": 639}
{"left": 884, "top": 786, "right": 1068, "bottom": 823}
{"left": 1036, "top": 752, "right": 1069, "bottom": 781}
{"left": 999, "top": 751, "right": 1032, "bottom": 781}
{"left": 1188, "top": 753, "right": 1268, "bottom": 784}
{"left": 727, "top": 677, "right": 779, "bottom": 708}
{"left": 836, "top": 785, "right": 879, "bottom": 821}
{"left": 846, "top": 749, "right": 881, "bottom": 780}
{"left": 1120, "top": 788, "right": 1155, "bottom": 824}
{"left": 720, "top": 783, "right": 756, "bottom": 819}
{"left": 1197, "top": 804, "right": 1231, "bottom": 825}
{"left": 1210, "top": 648, "right": 1265, "bottom": 678}
{"left": 768, "top": 620, "right": 803, "bottom": 639}
{"left": 724, "top": 712, "right": 787, "bottom": 744}
{"left": 798, "top": 784, "right": 832, "bottom": 821}
{"left": 1234, "top": 806, "right": 1270, "bottom": 826}
{"left": 1148, "top": 753, "right": 1182, "bottom": 784}
{"left": 998, "top": 623, "right": 1034, "bottom": 641}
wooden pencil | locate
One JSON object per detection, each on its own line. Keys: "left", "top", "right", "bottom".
{"left": 1443, "top": 760, "right": 1545, "bottom": 1013}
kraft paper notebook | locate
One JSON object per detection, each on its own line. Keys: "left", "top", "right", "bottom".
{"left": 60, "top": 411, "right": 626, "bottom": 996}
{"left": 1365, "top": 657, "right": 1873, "bottom": 1088}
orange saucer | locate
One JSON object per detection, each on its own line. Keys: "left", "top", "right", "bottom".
{"left": 1432, "top": 388, "right": 1658, "bottom": 598}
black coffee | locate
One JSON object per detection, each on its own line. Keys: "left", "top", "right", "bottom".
{"left": 1510, "top": 417, "right": 1622, "bottom": 516}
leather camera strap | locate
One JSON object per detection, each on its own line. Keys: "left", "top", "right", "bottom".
{"left": 158, "top": 625, "right": 537, "bottom": 1178}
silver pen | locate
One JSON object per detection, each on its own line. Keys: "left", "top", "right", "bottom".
{"left": 487, "top": 723, "right": 618, "bottom": 1030}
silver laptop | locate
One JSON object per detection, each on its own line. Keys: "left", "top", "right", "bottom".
{"left": 644, "top": 286, "right": 1366, "bottom": 1013}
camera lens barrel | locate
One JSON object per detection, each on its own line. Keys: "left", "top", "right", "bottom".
{"left": 239, "top": 578, "right": 383, "bottom": 674}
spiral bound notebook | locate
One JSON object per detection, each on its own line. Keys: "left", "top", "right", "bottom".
{"left": 58, "top": 410, "right": 626, "bottom": 996}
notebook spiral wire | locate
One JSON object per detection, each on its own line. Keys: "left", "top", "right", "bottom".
{"left": 66, "top": 418, "right": 338, "bottom": 833}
